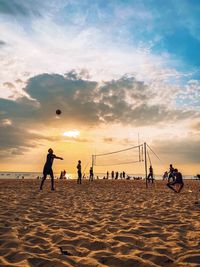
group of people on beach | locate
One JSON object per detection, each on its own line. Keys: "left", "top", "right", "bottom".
{"left": 145, "top": 163, "right": 184, "bottom": 193}
{"left": 102, "top": 171, "right": 126, "bottom": 180}
{"left": 39, "top": 149, "right": 94, "bottom": 190}
{"left": 39, "top": 148, "right": 184, "bottom": 193}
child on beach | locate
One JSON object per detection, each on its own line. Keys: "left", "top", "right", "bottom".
{"left": 166, "top": 168, "right": 184, "bottom": 193}
{"left": 40, "top": 148, "right": 63, "bottom": 191}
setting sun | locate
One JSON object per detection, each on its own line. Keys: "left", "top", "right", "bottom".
{"left": 63, "top": 130, "right": 80, "bottom": 138}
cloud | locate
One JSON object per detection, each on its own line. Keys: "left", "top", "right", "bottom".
{"left": 0, "top": 40, "right": 6, "bottom": 46}
{"left": 0, "top": 0, "right": 46, "bottom": 17}
{"left": 191, "top": 121, "right": 200, "bottom": 131}
{"left": 1, "top": 0, "right": 195, "bottom": 102}
{"left": 0, "top": 70, "right": 199, "bottom": 160}
{"left": 1, "top": 71, "right": 198, "bottom": 128}
{"left": 103, "top": 138, "right": 114, "bottom": 143}
{"left": 152, "top": 137, "right": 200, "bottom": 164}
{"left": 0, "top": 122, "right": 43, "bottom": 159}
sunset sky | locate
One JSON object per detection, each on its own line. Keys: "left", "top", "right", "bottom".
{"left": 0, "top": 0, "right": 200, "bottom": 175}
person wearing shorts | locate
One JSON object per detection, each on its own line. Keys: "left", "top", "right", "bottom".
{"left": 40, "top": 148, "right": 63, "bottom": 191}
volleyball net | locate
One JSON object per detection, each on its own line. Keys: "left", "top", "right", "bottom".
{"left": 93, "top": 144, "right": 144, "bottom": 168}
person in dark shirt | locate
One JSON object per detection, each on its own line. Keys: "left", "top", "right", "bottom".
{"left": 89, "top": 166, "right": 94, "bottom": 181}
{"left": 168, "top": 164, "right": 175, "bottom": 182}
{"left": 147, "top": 165, "right": 154, "bottom": 183}
{"left": 77, "top": 160, "right": 82, "bottom": 184}
{"left": 166, "top": 168, "right": 184, "bottom": 193}
{"left": 40, "top": 148, "right": 63, "bottom": 191}
{"left": 106, "top": 171, "right": 109, "bottom": 179}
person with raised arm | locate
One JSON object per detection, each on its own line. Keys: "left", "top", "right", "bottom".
{"left": 40, "top": 148, "right": 63, "bottom": 191}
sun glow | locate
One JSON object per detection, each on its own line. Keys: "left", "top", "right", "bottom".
{"left": 63, "top": 130, "right": 80, "bottom": 138}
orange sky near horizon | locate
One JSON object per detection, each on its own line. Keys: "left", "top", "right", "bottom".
{"left": 0, "top": 123, "right": 199, "bottom": 176}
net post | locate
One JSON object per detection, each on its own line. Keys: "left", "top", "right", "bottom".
{"left": 92, "top": 155, "right": 94, "bottom": 175}
{"left": 138, "top": 133, "right": 141, "bottom": 162}
{"left": 144, "top": 142, "right": 148, "bottom": 188}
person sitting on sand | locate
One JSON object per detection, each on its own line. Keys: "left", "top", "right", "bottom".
{"left": 166, "top": 168, "right": 184, "bottom": 193}
{"left": 40, "top": 148, "right": 63, "bottom": 191}
{"left": 147, "top": 165, "right": 154, "bottom": 183}
{"left": 77, "top": 160, "right": 82, "bottom": 184}
{"left": 168, "top": 164, "right": 175, "bottom": 182}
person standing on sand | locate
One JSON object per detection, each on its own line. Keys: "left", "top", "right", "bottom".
{"left": 166, "top": 168, "right": 184, "bottom": 193}
{"left": 168, "top": 164, "right": 175, "bottom": 182}
{"left": 147, "top": 165, "right": 154, "bottom": 183}
{"left": 89, "top": 166, "right": 94, "bottom": 181}
{"left": 77, "top": 160, "right": 82, "bottom": 184}
{"left": 106, "top": 171, "right": 109, "bottom": 179}
{"left": 40, "top": 148, "right": 63, "bottom": 191}
{"left": 163, "top": 171, "right": 168, "bottom": 180}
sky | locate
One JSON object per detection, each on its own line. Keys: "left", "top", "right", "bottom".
{"left": 0, "top": 0, "right": 200, "bottom": 175}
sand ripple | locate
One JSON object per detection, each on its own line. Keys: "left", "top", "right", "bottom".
{"left": 0, "top": 179, "right": 200, "bottom": 266}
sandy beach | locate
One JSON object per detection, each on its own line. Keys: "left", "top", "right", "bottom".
{"left": 0, "top": 179, "right": 200, "bottom": 267}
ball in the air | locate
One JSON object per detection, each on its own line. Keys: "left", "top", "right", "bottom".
{"left": 56, "top": 109, "right": 62, "bottom": 115}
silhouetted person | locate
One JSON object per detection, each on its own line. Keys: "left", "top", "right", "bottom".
{"left": 147, "top": 165, "right": 154, "bottom": 183}
{"left": 59, "top": 171, "right": 63, "bottom": 179}
{"left": 166, "top": 168, "right": 184, "bottom": 193}
{"left": 106, "top": 171, "right": 109, "bottom": 179}
{"left": 40, "top": 148, "right": 63, "bottom": 191}
{"left": 115, "top": 171, "right": 119, "bottom": 179}
{"left": 89, "top": 167, "right": 94, "bottom": 181}
{"left": 77, "top": 160, "right": 82, "bottom": 184}
{"left": 168, "top": 164, "right": 175, "bottom": 182}
{"left": 123, "top": 171, "right": 125, "bottom": 179}
{"left": 163, "top": 171, "right": 168, "bottom": 180}
{"left": 111, "top": 171, "right": 114, "bottom": 179}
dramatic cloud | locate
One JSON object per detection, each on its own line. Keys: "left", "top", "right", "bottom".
{"left": 1, "top": 71, "right": 198, "bottom": 128}
{"left": 0, "top": 71, "right": 199, "bottom": 159}
{"left": 0, "top": 123, "right": 44, "bottom": 159}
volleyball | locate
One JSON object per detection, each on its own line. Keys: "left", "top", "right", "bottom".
{"left": 56, "top": 109, "right": 62, "bottom": 115}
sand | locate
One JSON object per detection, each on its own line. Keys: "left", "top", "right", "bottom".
{"left": 0, "top": 179, "right": 200, "bottom": 267}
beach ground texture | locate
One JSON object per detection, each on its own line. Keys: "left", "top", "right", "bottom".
{"left": 0, "top": 179, "right": 200, "bottom": 267}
